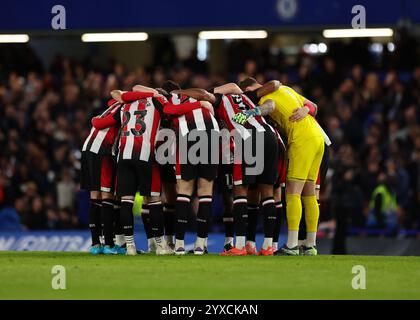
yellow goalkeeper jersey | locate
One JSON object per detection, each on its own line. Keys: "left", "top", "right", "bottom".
{"left": 259, "top": 85, "right": 322, "bottom": 144}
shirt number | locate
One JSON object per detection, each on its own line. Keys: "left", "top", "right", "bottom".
{"left": 122, "top": 110, "right": 147, "bottom": 137}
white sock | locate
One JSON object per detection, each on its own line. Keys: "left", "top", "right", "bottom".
{"left": 125, "top": 235, "right": 135, "bottom": 246}
{"left": 306, "top": 232, "right": 317, "bottom": 247}
{"left": 204, "top": 237, "right": 208, "bottom": 247}
{"left": 99, "top": 235, "right": 105, "bottom": 245}
{"left": 165, "top": 235, "right": 174, "bottom": 244}
{"left": 262, "top": 237, "right": 273, "bottom": 250}
{"left": 236, "top": 236, "right": 246, "bottom": 250}
{"left": 147, "top": 238, "right": 155, "bottom": 248}
{"left": 246, "top": 240, "right": 256, "bottom": 248}
{"left": 273, "top": 242, "right": 278, "bottom": 251}
{"left": 298, "top": 239, "right": 305, "bottom": 247}
{"left": 286, "top": 231, "right": 299, "bottom": 248}
{"left": 195, "top": 237, "right": 206, "bottom": 249}
{"left": 155, "top": 236, "right": 165, "bottom": 246}
{"left": 225, "top": 237, "right": 234, "bottom": 245}
{"left": 175, "top": 239, "right": 184, "bottom": 249}
{"left": 115, "top": 234, "right": 125, "bottom": 246}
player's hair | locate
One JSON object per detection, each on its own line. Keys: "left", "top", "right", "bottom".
{"left": 238, "top": 77, "right": 258, "bottom": 91}
{"left": 162, "top": 80, "right": 181, "bottom": 93}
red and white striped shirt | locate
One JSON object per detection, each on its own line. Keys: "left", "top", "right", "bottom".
{"left": 214, "top": 93, "right": 269, "bottom": 139}
{"left": 82, "top": 101, "right": 121, "bottom": 155}
{"left": 169, "top": 93, "right": 219, "bottom": 135}
{"left": 98, "top": 91, "right": 205, "bottom": 162}
{"left": 118, "top": 96, "right": 165, "bottom": 161}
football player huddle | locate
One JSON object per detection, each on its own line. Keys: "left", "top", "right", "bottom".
{"left": 81, "top": 79, "right": 331, "bottom": 257}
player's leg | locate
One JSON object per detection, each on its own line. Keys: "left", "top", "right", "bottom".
{"left": 194, "top": 177, "right": 214, "bottom": 255}
{"left": 278, "top": 135, "right": 322, "bottom": 256}
{"left": 88, "top": 191, "right": 103, "bottom": 254}
{"left": 272, "top": 185, "right": 283, "bottom": 252}
{"left": 258, "top": 184, "right": 276, "bottom": 255}
{"left": 99, "top": 155, "right": 118, "bottom": 254}
{"left": 141, "top": 162, "right": 171, "bottom": 255}
{"left": 162, "top": 182, "right": 176, "bottom": 248}
{"left": 174, "top": 179, "right": 195, "bottom": 255}
{"left": 116, "top": 160, "right": 137, "bottom": 255}
{"left": 217, "top": 164, "right": 234, "bottom": 251}
{"left": 246, "top": 187, "right": 259, "bottom": 255}
{"left": 220, "top": 184, "right": 249, "bottom": 255}
{"left": 101, "top": 192, "right": 117, "bottom": 254}
{"left": 280, "top": 180, "right": 305, "bottom": 255}
{"left": 222, "top": 191, "right": 234, "bottom": 250}
{"left": 273, "top": 139, "right": 286, "bottom": 253}
{"left": 160, "top": 163, "right": 177, "bottom": 249}
{"left": 140, "top": 203, "right": 155, "bottom": 252}
{"left": 301, "top": 139, "right": 325, "bottom": 255}
{"left": 113, "top": 197, "right": 126, "bottom": 254}
{"left": 301, "top": 181, "right": 318, "bottom": 255}
{"left": 82, "top": 152, "right": 104, "bottom": 254}
{"left": 255, "top": 128, "right": 278, "bottom": 255}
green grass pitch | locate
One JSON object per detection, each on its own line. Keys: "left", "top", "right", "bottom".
{"left": 1, "top": 252, "right": 419, "bottom": 300}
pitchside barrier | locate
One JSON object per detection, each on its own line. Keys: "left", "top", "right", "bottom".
{"left": 1, "top": 228, "right": 420, "bottom": 255}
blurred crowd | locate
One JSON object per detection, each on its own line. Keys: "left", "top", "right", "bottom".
{"left": 0, "top": 36, "right": 419, "bottom": 235}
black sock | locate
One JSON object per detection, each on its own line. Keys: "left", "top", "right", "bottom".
{"left": 223, "top": 204, "right": 234, "bottom": 239}
{"left": 246, "top": 204, "right": 259, "bottom": 242}
{"left": 120, "top": 199, "right": 134, "bottom": 239}
{"left": 196, "top": 196, "right": 212, "bottom": 238}
{"left": 298, "top": 202, "right": 307, "bottom": 241}
{"left": 141, "top": 204, "right": 153, "bottom": 239}
{"left": 102, "top": 199, "right": 115, "bottom": 246}
{"left": 273, "top": 201, "right": 283, "bottom": 243}
{"left": 163, "top": 203, "right": 175, "bottom": 238}
{"left": 114, "top": 200, "right": 123, "bottom": 235}
{"left": 149, "top": 201, "right": 164, "bottom": 238}
{"left": 261, "top": 197, "right": 276, "bottom": 238}
{"left": 89, "top": 199, "right": 102, "bottom": 246}
{"left": 233, "top": 196, "right": 248, "bottom": 237}
{"left": 175, "top": 194, "right": 191, "bottom": 241}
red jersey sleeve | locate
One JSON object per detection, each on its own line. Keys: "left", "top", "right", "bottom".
{"left": 91, "top": 105, "right": 121, "bottom": 129}
{"left": 163, "top": 101, "right": 202, "bottom": 116}
{"left": 121, "top": 91, "right": 154, "bottom": 102}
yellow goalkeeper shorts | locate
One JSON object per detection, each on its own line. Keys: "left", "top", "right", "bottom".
{"left": 287, "top": 136, "right": 324, "bottom": 182}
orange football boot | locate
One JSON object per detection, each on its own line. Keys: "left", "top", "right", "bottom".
{"left": 220, "top": 246, "right": 247, "bottom": 256}
{"left": 257, "top": 246, "right": 274, "bottom": 256}
{"left": 245, "top": 243, "right": 257, "bottom": 255}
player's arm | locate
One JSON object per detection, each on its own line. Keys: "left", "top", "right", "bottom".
{"left": 91, "top": 104, "right": 121, "bottom": 129}
{"left": 232, "top": 99, "right": 275, "bottom": 125}
{"left": 163, "top": 100, "right": 214, "bottom": 116}
{"left": 174, "top": 88, "right": 216, "bottom": 104}
{"left": 214, "top": 83, "right": 242, "bottom": 95}
{"left": 111, "top": 90, "right": 155, "bottom": 103}
{"left": 256, "top": 80, "right": 281, "bottom": 98}
{"left": 132, "top": 85, "right": 159, "bottom": 96}
{"left": 289, "top": 99, "right": 318, "bottom": 122}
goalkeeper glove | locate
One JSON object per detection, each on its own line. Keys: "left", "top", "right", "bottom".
{"left": 232, "top": 107, "right": 261, "bottom": 125}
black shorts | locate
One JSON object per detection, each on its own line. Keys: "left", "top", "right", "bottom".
{"left": 159, "top": 164, "right": 176, "bottom": 184}
{"left": 232, "top": 127, "right": 278, "bottom": 186}
{"left": 81, "top": 152, "right": 116, "bottom": 193}
{"left": 216, "top": 164, "right": 233, "bottom": 194}
{"left": 175, "top": 130, "right": 218, "bottom": 181}
{"left": 116, "top": 159, "right": 161, "bottom": 197}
